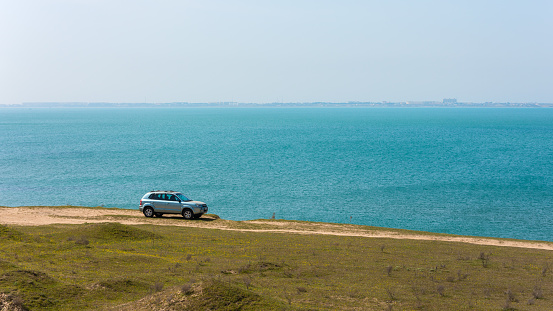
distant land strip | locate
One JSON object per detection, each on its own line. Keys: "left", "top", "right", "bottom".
{"left": 2, "top": 101, "right": 553, "bottom": 108}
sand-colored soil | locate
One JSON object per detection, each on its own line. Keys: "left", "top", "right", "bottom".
{"left": 1, "top": 206, "right": 553, "bottom": 251}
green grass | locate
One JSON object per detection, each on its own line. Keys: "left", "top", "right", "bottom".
{"left": 1, "top": 219, "right": 553, "bottom": 310}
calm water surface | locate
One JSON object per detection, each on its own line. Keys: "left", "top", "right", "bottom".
{"left": 1, "top": 108, "right": 552, "bottom": 241}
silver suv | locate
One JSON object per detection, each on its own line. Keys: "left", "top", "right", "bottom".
{"left": 139, "top": 191, "right": 208, "bottom": 219}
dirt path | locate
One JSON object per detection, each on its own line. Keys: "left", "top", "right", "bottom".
{"left": 2, "top": 206, "right": 553, "bottom": 251}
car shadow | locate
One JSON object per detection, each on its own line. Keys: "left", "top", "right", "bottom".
{"left": 155, "top": 215, "right": 218, "bottom": 222}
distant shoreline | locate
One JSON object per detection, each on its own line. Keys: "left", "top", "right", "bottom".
{"left": 2, "top": 101, "right": 553, "bottom": 108}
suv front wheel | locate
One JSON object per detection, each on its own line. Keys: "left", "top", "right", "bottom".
{"left": 182, "top": 209, "right": 194, "bottom": 220}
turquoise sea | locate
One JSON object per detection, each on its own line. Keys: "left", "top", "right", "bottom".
{"left": 1, "top": 108, "right": 552, "bottom": 241}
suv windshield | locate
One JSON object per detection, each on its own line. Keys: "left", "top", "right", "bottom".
{"left": 176, "top": 193, "right": 191, "bottom": 202}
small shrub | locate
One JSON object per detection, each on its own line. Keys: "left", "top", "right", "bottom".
{"left": 457, "top": 270, "right": 469, "bottom": 281}
{"left": 386, "top": 288, "right": 397, "bottom": 301}
{"left": 238, "top": 264, "right": 251, "bottom": 274}
{"left": 386, "top": 266, "right": 393, "bottom": 276}
{"left": 75, "top": 236, "right": 89, "bottom": 245}
{"left": 478, "top": 252, "right": 487, "bottom": 260}
{"left": 348, "top": 290, "right": 365, "bottom": 299}
{"left": 437, "top": 285, "right": 445, "bottom": 297}
{"left": 98, "top": 278, "right": 148, "bottom": 293}
{"left": 283, "top": 289, "right": 292, "bottom": 305}
{"left": 483, "top": 288, "right": 491, "bottom": 298}
{"left": 478, "top": 252, "right": 490, "bottom": 268}
{"left": 239, "top": 261, "right": 284, "bottom": 274}
{"left": 181, "top": 283, "right": 194, "bottom": 295}
{"left": 457, "top": 254, "right": 471, "bottom": 261}
{"left": 505, "top": 289, "right": 518, "bottom": 302}
{"left": 411, "top": 286, "right": 425, "bottom": 301}
{"left": 151, "top": 282, "right": 164, "bottom": 293}
{"left": 503, "top": 299, "right": 513, "bottom": 310}
{"left": 532, "top": 286, "right": 543, "bottom": 299}
{"left": 297, "top": 287, "right": 307, "bottom": 293}
{"left": 12, "top": 295, "right": 27, "bottom": 310}
{"left": 481, "top": 259, "right": 489, "bottom": 268}
{"left": 168, "top": 262, "right": 182, "bottom": 273}
{"left": 242, "top": 276, "right": 252, "bottom": 289}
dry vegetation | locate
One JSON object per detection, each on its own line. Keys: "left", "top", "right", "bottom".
{"left": 1, "top": 208, "right": 553, "bottom": 310}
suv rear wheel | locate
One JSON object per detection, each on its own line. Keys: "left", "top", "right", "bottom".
{"left": 182, "top": 209, "right": 194, "bottom": 220}
{"left": 143, "top": 207, "right": 154, "bottom": 218}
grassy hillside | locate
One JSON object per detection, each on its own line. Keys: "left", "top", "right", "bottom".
{"left": 1, "top": 217, "right": 552, "bottom": 310}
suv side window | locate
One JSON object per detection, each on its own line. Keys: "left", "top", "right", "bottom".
{"left": 168, "top": 195, "right": 177, "bottom": 201}
{"left": 149, "top": 193, "right": 159, "bottom": 200}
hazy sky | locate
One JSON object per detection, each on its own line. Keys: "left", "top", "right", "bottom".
{"left": 1, "top": 0, "right": 552, "bottom": 104}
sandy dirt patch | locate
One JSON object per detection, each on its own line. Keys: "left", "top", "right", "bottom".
{"left": 1, "top": 206, "right": 553, "bottom": 251}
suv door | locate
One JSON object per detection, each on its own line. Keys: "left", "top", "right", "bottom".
{"left": 151, "top": 193, "right": 170, "bottom": 212}
{"left": 165, "top": 194, "right": 182, "bottom": 213}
